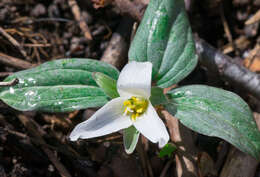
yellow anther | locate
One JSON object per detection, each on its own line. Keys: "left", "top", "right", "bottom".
{"left": 131, "top": 114, "right": 136, "bottom": 120}
{"left": 136, "top": 108, "right": 144, "bottom": 113}
{"left": 123, "top": 100, "right": 131, "bottom": 106}
{"left": 123, "top": 96, "right": 148, "bottom": 121}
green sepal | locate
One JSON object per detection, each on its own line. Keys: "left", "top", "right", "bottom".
{"left": 150, "top": 87, "right": 168, "bottom": 106}
{"left": 159, "top": 143, "right": 177, "bottom": 158}
{"left": 123, "top": 126, "right": 140, "bottom": 154}
{"left": 150, "top": 87, "right": 177, "bottom": 112}
{"left": 92, "top": 72, "right": 119, "bottom": 99}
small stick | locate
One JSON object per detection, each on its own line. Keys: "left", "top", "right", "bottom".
{"left": 17, "top": 114, "right": 72, "bottom": 177}
{"left": 245, "top": 10, "right": 260, "bottom": 25}
{"left": 220, "top": 147, "right": 258, "bottom": 177}
{"left": 162, "top": 110, "right": 198, "bottom": 177}
{"left": 130, "top": 22, "right": 138, "bottom": 42}
{"left": 184, "top": 0, "right": 194, "bottom": 11}
{"left": 219, "top": 4, "right": 233, "bottom": 44}
{"left": 0, "top": 72, "right": 13, "bottom": 77}
{"left": 113, "top": 0, "right": 145, "bottom": 21}
{"left": 0, "top": 52, "right": 35, "bottom": 69}
{"left": 0, "top": 27, "right": 29, "bottom": 60}
{"left": 141, "top": 144, "right": 155, "bottom": 177}
{"left": 219, "top": 3, "right": 236, "bottom": 54}
{"left": 96, "top": 134, "right": 122, "bottom": 143}
{"left": 195, "top": 36, "right": 260, "bottom": 100}
{"left": 159, "top": 160, "right": 173, "bottom": 177}
{"left": 23, "top": 43, "right": 52, "bottom": 47}
{"left": 0, "top": 78, "right": 19, "bottom": 87}
{"left": 101, "top": 17, "right": 133, "bottom": 69}
{"left": 136, "top": 142, "right": 149, "bottom": 177}
{"left": 68, "top": 0, "right": 92, "bottom": 40}
{"left": 215, "top": 142, "right": 230, "bottom": 172}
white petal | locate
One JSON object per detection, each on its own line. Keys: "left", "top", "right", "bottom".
{"left": 70, "top": 97, "right": 132, "bottom": 141}
{"left": 117, "top": 61, "right": 152, "bottom": 98}
{"left": 133, "top": 103, "right": 169, "bottom": 148}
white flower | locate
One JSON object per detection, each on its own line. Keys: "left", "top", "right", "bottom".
{"left": 70, "top": 61, "right": 169, "bottom": 151}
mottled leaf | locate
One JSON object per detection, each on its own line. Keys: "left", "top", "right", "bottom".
{"left": 166, "top": 85, "right": 260, "bottom": 159}
{"left": 0, "top": 59, "right": 119, "bottom": 112}
{"left": 129, "top": 0, "right": 198, "bottom": 88}
{"left": 0, "top": 85, "right": 108, "bottom": 112}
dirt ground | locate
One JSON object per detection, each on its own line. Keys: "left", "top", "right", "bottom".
{"left": 0, "top": 0, "right": 260, "bottom": 177}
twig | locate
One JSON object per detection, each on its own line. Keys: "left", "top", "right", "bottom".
{"left": 101, "top": 17, "right": 133, "bottom": 69}
{"left": 130, "top": 22, "right": 138, "bottom": 42}
{"left": 136, "top": 142, "right": 149, "bottom": 177}
{"left": 0, "top": 78, "right": 19, "bottom": 87}
{"left": 195, "top": 36, "right": 260, "bottom": 100}
{"left": 0, "top": 72, "right": 13, "bottom": 77}
{"left": 0, "top": 27, "right": 29, "bottom": 60}
{"left": 254, "top": 112, "right": 260, "bottom": 129}
{"left": 23, "top": 43, "right": 52, "bottom": 47}
{"left": 222, "top": 36, "right": 250, "bottom": 54}
{"left": 0, "top": 165, "right": 7, "bottom": 177}
{"left": 0, "top": 52, "right": 35, "bottom": 69}
{"left": 96, "top": 134, "right": 122, "bottom": 143}
{"left": 162, "top": 110, "right": 198, "bottom": 177}
{"left": 143, "top": 146, "right": 155, "bottom": 177}
{"left": 243, "top": 44, "right": 260, "bottom": 72}
{"left": 219, "top": 3, "right": 233, "bottom": 45}
{"left": 32, "top": 17, "right": 73, "bottom": 23}
{"left": 92, "top": 0, "right": 112, "bottom": 9}
{"left": 159, "top": 160, "right": 173, "bottom": 177}
{"left": 245, "top": 10, "right": 260, "bottom": 25}
{"left": 113, "top": 0, "right": 145, "bottom": 21}
{"left": 17, "top": 114, "right": 72, "bottom": 177}
{"left": 5, "top": 129, "right": 28, "bottom": 139}
{"left": 184, "top": 0, "right": 194, "bottom": 11}
{"left": 215, "top": 142, "right": 230, "bottom": 172}
{"left": 68, "top": 0, "right": 92, "bottom": 40}
{"left": 219, "top": 147, "right": 258, "bottom": 177}
{"left": 42, "top": 114, "right": 72, "bottom": 130}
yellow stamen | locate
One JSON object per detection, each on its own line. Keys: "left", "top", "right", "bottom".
{"left": 123, "top": 96, "right": 148, "bottom": 121}
{"left": 136, "top": 107, "right": 144, "bottom": 113}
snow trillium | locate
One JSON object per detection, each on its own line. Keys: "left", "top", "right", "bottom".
{"left": 70, "top": 61, "right": 169, "bottom": 152}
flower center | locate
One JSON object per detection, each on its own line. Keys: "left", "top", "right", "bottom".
{"left": 123, "top": 96, "right": 149, "bottom": 121}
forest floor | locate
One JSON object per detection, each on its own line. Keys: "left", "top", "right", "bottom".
{"left": 0, "top": 0, "right": 260, "bottom": 177}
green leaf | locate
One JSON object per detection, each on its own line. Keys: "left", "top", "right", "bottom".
{"left": 129, "top": 0, "right": 198, "bottom": 88}
{"left": 93, "top": 72, "right": 119, "bottom": 99}
{"left": 123, "top": 126, "right": 140, "bottom": 154}
{"left": 1, "top": 58, "right": 119, "bottom": 88}
{"left": 166, "top": 85, "right": 260, "bottom": 159}
{"left": 150, "top": 87, "right": 168, "bottom": 106}
{"left": 0, "top": 59, "right": 119, "bottom": 112}
{"left": 0, "top": 85, "right": 108, "bottom": 112}
{"left": 150, "top": 87, "right": 177, "bottom": 113}
{"left": 159, "top": 143, "right": 177, "bottom": 158}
